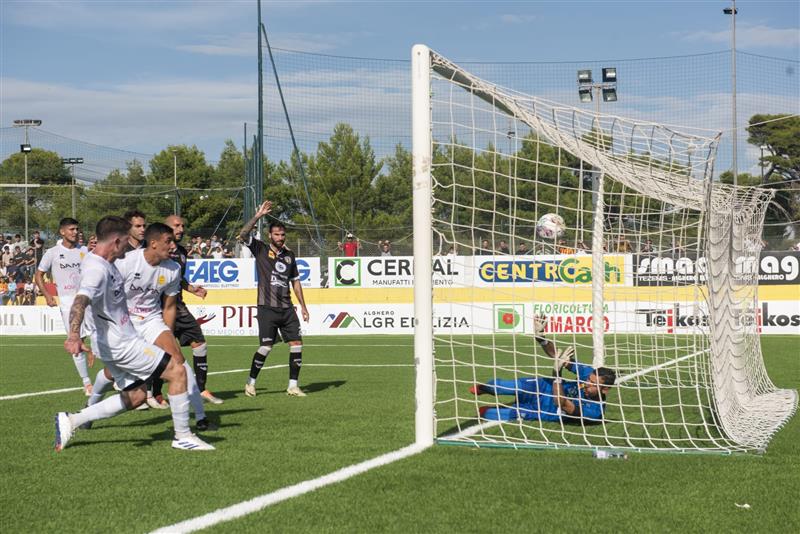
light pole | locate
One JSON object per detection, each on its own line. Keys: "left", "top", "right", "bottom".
{"left": 12, "top": 119, "right": 42, "bottom": 242}
{"left": 724, "top": 1, "right": 738, "bottom": 186}
{"left": 62, "top": 158, "right": 84, "bottom": 219}
{"left": 577, "top": 68, "right": 617, "bottom": 210}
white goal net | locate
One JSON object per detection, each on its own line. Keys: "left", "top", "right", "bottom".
{"left": 411, "top": 45, "right": 797, "bottom": 453}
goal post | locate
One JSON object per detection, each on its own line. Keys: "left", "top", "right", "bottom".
{"left": 411, "top": 44, "right": 797, "bottom": 454}
{"left": 412, "top": 44, "right": 435, "bottom": 448}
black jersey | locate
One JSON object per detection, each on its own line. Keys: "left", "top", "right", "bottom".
{"left": 120, "top": 239, "right": 143, "bottom": 258}
{"left": 246, "top": 235, "right": 299, "bottom": 309}
{"left": 170, "top": 242, "right": 192, "bottom": 315}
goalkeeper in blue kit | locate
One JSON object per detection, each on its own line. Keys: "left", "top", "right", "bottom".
{"left": 470, "top": 315, "right": 616, "bottom": 423}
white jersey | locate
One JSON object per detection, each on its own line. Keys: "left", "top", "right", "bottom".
{"left": 37, "top": 243, "right": 89, "bottom": 299}
{"left": 76, "top": 253, "right": 141, "bottom": 357}
{"left": 115, "top": 248, "right": 181, "bottom": 323}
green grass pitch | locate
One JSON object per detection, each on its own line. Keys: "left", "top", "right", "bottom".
{"left": 0, "top": 334, "right": 797, "bottom": 532}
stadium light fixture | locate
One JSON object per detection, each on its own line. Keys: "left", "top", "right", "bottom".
{"left": 577, "top": 69, "right": 592, "bottom": 84}
{"left": 12, "top": 118, "right": 42, "bottom": 243}
{"left": 602, "top": 67, "right": 617, "bottom": 83}
{"left": 602, "top": 88, "right": 618, "bottom": 102}
{"left": 579, "top": 88, "right": 593, "bottom": 103}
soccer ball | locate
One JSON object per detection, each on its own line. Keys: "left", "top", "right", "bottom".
{"left": 536, "top": 213, "right": 566, "bottom": 240}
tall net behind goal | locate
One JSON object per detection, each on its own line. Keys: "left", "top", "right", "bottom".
{"left": 411, "top": 45, "right": 797, "bottom": 454}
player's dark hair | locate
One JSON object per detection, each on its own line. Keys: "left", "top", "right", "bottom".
{"left": 144, "top": 222, "right": 174, "bottom": 243}
{"left": 59, "top": 217, "right": 79, "bottom": 228}
{"left": 269, "top": 221, "right": 286, "bottom": 232}
{"left": 123, "top": 209, "right": 146, "bottom": 222}
{"left": 95, "top": 216, "right": 131, "bottom": 241}
{"left": 596, "top": 367, "right": 617, "bottom": 387}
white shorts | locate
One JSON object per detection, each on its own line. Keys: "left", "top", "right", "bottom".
{"left": 98, "top": 336, "right": 166, "bottom": 390}
{"left": 59, "top": 301, "right": 96, "bottom": 339}
{"left": 131, "top": 315, "right": 170, "bottom": 345}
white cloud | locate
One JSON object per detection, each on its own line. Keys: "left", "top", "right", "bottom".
{"left": 680, "top": 24, "right": 800, "bottom": 49}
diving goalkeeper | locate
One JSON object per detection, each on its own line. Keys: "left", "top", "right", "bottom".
{"left": 469, "top": 315, "right": 616, "bottom": 423}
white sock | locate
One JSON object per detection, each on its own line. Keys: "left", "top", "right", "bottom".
{"left": 247, "top": 377, "right": 256, "bottom": 386}
{"left": 169, "top": 392, "right": 191, "bottom": 438}
{"left": 183, "top": 362, "right": 206, "bottom": 420}
{"left": 72, "top": 353, "right": 91, "bottom": 385}
{"left": 288, "top": 379, "right": 298, "bottom": 389}
{"left": 88, "top": 369, "right": 113, "bottom": 406}
{"left": 70, "top": 394, "right": 126, "bottom": 427}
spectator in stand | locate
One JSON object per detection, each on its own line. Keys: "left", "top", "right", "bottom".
{"left": 338, "top": 233, "right": 360, "bottom": 257}
{"left": 0, "top": 235, "right": 6, "bottom": 251}
{"left": 188, "top": 236, "right": 203, "bottom": 259}
{"left": 22, "top": 249, "right": 36, "bottom": 279}
{"left": 211, "top": 246, "right": 224, "bottom": 259}
{"left": 557, "top": 239, "right": 576, "bottom": 255}
{"left": 87, "top": 234, "right": 98, "bottom": 252}
{"left": 6, "top": 278, "right": 17, "bottom": 305}
{"left": 498, "top": 240, "right": 510, "bottom": 255}
{"left": 478, "top": 239, "right": 492, "bottom": 255}
{"left": 516, "top": 242, "right": 530, "bottom": 255}
{"left": 0, "top": 277, "right": 8, "bottom": 305}
{"left": 576, "top": 240, "right": 590, "bottom": 253}
{"left": 615, "top": 237, "right": 633, "bottom": 253}
{"left": 446, "top": 245, "right": 457, "bottom": 256}
{"left": 380, "top": 240, "right": 393, "bottom": 257}
{"left": 210, "top": 234, "right": 221, "bottom": 250}
{"left": 640, "top": 239, "right": 655, "bottom": 254}
{"left": 12, "top": 234, "right": 27, "bottom": 253}
{"left": 30, "top": 231, "right": 45, "bottom": 262}
{"left": 23, "top": 277, "right": 36, "bottom": 305}
{"left": 11, "top": 246, "right": 25, "bottom": 279}
{"left": 791, "top": 241, "right": 800, "bottom": 252}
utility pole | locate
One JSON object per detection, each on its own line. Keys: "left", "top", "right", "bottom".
{"left": 62, "top": 158, "right": 84, "bottom": 219}
{"left": 724, "top": 1, "right": 739, "bottom": 186}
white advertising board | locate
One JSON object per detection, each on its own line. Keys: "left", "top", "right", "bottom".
{"left": 183, "top": 257, "right": 321, "bottom": 289}
{"left": 4, "top": 301, "right": 796, "bottom": 336}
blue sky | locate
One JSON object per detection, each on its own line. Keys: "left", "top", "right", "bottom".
{"left": 2, "top": 0, "right": 798, "bottom": 163}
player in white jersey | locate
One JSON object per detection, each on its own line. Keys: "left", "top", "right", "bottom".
{"left": 34, "top": 217, "right": 96, "bottom": 395}
{"left": 87, "top": 222, "right": 213, "bottom": 430}
{"left": 54, "top": 215, "right": 213, "bottom": 452}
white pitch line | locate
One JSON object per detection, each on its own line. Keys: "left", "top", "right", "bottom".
{"left": 150, "top": 443, "right": 428, "bottom": 534}
{"left": 0, "top": 362, "right": 412, "bottom": 401}
{"left": 0, "top": 387, "right": 84, "bottom": 401}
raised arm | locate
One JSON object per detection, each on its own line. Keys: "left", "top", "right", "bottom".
{"left": 238, "top": 200, "right": 272, "bottom": 241}
{"left": 533, "top": 314, "right": 558, "bottom": 359}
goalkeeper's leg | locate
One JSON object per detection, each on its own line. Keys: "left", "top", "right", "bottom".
{"left": 470, "top": 378, "right": 523, "bottom": 396}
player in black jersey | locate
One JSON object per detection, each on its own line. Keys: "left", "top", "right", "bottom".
{"left": 239, "top": 200, "right": 310, "bottom": 397}
{"left": 165, "top": 215, "right": 224, "bottom": 405}
{"left": 122, "top": 209, "right": 146, "bottom": 256}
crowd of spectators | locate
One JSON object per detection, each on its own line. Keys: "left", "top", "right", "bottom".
{"left": 186, "top": 234, "right": 236, "bottom": 259}
{"left": 0, "top": 233, "right": 41, "bottom": 305}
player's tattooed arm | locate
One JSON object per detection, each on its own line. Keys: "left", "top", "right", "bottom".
{"left": 239, "top": 200, "right": 272, "bottom": 241}
{"left": 68, "top": 295, "right": 90, "bottom": 336}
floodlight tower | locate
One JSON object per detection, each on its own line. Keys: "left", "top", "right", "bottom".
{"left": 12, "top": 119, "right": 42, "bottom": 242}
{"left": 62, "top": 158, "right": 84, "bottom": 219}
{"left": 576, "top": 69, "right": 617, "bottom": 211}
{"left": 724, "top": 1, "right": 739, "bottom": 186}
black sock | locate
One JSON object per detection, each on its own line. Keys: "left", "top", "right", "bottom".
{"left": 289, "top": 352, "right": 302, "bottom": 381}
{"left": 250, "top": 353, "right": 267, "bottom": 381}
{"left": 193, "top": 355, "right": 208, "bottom": 391}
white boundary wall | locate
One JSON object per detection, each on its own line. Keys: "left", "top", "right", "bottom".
{"left": 3, "top": 300, "right": 797, "bottom": 336}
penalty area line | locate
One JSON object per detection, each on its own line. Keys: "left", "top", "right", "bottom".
{"left": 150, "top": 443, "right": 428, "bottom": 534}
